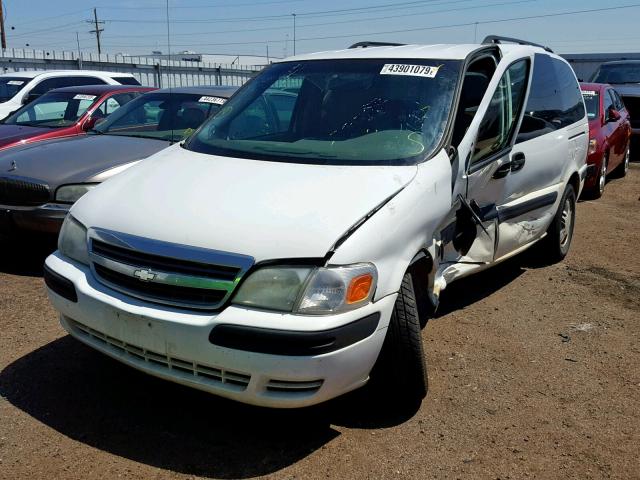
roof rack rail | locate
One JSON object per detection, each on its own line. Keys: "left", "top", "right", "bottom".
{"left": 349, "top": 41, "right": 406, "bottom": 49}
{"left": 482, "top": 35, "right": 554, "bottom": 53}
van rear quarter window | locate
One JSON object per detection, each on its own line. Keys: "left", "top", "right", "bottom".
{"left": 517, "top": 54, "right": 585, "bottom": 143}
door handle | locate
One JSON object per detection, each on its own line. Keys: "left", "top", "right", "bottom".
{"left": 493, "top": 161, "right": 512, "bottom": 179}
{"left": 511, "top": 152, "right": 526, "bottom": 172}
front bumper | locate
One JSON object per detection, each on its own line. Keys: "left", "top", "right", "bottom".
{"left": 0, "top": 202, "right": 69, "bottom": 234}
{"left": 44, "top": 252, "right": 396, "bottom": 408}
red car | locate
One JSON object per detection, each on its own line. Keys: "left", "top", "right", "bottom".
{"left": 0, "top": 84, "right": 154, "bottom": 151}
{"left": 580, "top": 82, "right": 631, "bottom": 198}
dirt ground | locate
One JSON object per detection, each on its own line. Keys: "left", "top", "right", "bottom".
{"left": 1, "top": 166, "right": 639, "bottom": 480}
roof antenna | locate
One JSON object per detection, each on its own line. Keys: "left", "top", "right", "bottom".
{"left": 165, "top": 0, "right": 175, "bottom": 143}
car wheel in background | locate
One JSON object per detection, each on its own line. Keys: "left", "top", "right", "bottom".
{"left": 585, "top": 155, "right": 607, "bottom": 200}
{"left": 613, "top": 146, "right": 630, "bottom": 178}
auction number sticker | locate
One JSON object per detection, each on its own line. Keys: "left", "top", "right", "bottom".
{"left": 380, "top": 64, "right": 441, "bottom": 78}
{"left": 73, "top": 94, "right": 96, "bottom": 100}
{"left": 199, "top": 96, "right": 226, "bottom": 105}
{"left": 582, "top": 90, "right": 597, "bottom": 96}
{"left": 7, "top": 80, "right": 24, "bottom": 85}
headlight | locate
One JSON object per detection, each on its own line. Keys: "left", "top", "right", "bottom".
{"left": 588, "top": 139, "right": 597, "bottom": 155}
{"left": 232, "top": 263, "right": 377, "bottom": 315}
{"left": 58, "top": 215, "right": 89, "bottom": 265}
{"left": 55, "top": 184, "right": 98, "bottom": 204}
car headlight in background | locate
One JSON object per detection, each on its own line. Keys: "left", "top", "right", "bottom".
{"left": 58, "top": 215, "right": 89, "bottom": 265}
{"left": 55, "top": 184, "right": 98, "bottom": 204}
{"left": 588, "top": 139, "right": 597, "bottom": 155}
{"left": 232, "top": 263, "right": 377, "bottom": 315}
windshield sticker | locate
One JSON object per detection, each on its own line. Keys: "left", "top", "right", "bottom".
{"left": 199, "top": 96, "right": 226, "bottom": 105}
{"left": 7, "top": 80, "right": 25, "bottom": 85}
{"left": 73, "top": 94, "right": 96, "bottom": 101}
{"left": 380, "top": 64, "right": 441, "bottom": 78}
{"left": 582, "top": 90, "right": 597, "bottom": 96}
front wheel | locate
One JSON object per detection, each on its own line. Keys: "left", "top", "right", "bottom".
{"left": 369, "top": 273, "right": 428, "bottom": 404}
{"left": 537, "top": 184, "right": 576, "bottom": 264}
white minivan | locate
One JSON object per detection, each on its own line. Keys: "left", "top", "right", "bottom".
{"left": 44, "top": 37, "right": 588, "bottom": 408}
{"left": 0, "top": 70, "right": 140, "bottom": 120}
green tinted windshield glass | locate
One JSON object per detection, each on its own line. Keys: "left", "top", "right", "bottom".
{"left": 4, "top": 91, "right": 96, "bottom": 128}
{"left": 581, "top": 91, "right": 599, "bottom": 120}
{"left": 592, "top": 64, "right": 640, "bottom": 84}
{"left": 95, "top": 92, "right": 223, "bottom": 142}
{"left": 185, "top": 59, "right": 461, "bottom": 165}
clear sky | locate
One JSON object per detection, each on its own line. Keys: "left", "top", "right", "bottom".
{"left": 4, "top": 0, "right": 640, "bottom": 59}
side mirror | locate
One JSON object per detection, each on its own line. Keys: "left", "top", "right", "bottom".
{"left": 607, "top": 108, "right": 621, "bottom": 123}
{"left": 83, "top": 116, "right": 105, "bottom": 131}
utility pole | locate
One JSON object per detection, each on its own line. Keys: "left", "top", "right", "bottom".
{"left": 0, "top": 1, "right": 7, "bottom": 51}
{"left": 88, "top": 8, "right": 104, "bottom": 54}
{"left": 266, "top": 44, "right": 270, "bottom": 63}
{"left": 292, "top": 13, "right": 296, "bottom": 56}
{"left": 76, "top": 32, "right": 83, "bottom": 68}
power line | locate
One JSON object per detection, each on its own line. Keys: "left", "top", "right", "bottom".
{"left": 98, "top": 3, "right": 640, "bottom": 49}
{"left": 102, "top": 0, "right": 470, "bottom": 24}
{"left": 94, "top": 0, "right": 529, "bottom": 40}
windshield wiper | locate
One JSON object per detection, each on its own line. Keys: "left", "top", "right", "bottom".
{"left": 88, "top": 128, "right": 104, "bottom": 135}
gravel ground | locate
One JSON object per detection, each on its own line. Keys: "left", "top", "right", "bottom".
{"left": 1, "top": 166, "right": 639, "bottom": 480}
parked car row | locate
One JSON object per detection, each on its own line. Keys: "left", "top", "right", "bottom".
{"left": 0, "top": 85, "right": 237, "bottom": 234}
{"left": 0, "top": 38, "right": 633, "bottom": 411}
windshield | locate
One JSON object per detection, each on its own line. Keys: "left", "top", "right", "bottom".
{"left": 592, "top": 64, "right": 640, "bottom": 84}
{"left": 581, "top": 90, "right": 600, "bottom": 120}
{"left": 94, "top": 92, "right": 226, "bottom": 142}
{"left": 0, "top": 77, "right": 30, "bottom": 103}
{"left": 3, "top": 91, "right": 97, "bottom": 128}
{"left": 185, "top": 59, "right": 461, "bottom": 165}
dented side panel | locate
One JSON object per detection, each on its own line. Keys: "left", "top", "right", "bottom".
{"left": 329, "top": 149, "right": 453, "bottom": 308}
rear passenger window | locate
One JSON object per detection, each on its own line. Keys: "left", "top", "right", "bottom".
{"left": 516, "top": 54, "right": 585, "bottom": 143}
{"left": 611, "top": 90, "right": 625, "bottom": 111}
{"left": 113, "top": 76, "right": 141, "bottom": 86}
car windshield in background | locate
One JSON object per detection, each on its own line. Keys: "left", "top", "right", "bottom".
{"left": 592, "top": 64, "right": 640, "bottom": 84}
{"left": 581, "top": 90, "right": 599, "bottom": 120}
{"left": 94, "top": 92, "right": 225, "bottom": 142}
{"left": 185, "top": 59, "right": 461, "bottom": 165}
{"left": 3, "top": 91, "right": 99, "bottom": 128}
{"left": 0, "top": 77, "right": 30, "bottom": 103}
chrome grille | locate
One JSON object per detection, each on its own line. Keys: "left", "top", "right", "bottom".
{"left": 88, "top": 228, "right": 254, "bottom": 311}
{"left": 69, "top": 318, "right": 251, "bottom": 390}
{"left": 0, "top": 175, "right": 51, "bottom": 206}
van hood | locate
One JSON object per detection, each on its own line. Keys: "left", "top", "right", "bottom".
{"left": 0, "top": 135, "right": 170, "bottom": 189}
{"left": 72, "top": 144, "right": 418, "bottom": 262}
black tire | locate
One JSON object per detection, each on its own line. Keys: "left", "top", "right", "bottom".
{"left": 537, "top": 184, "right": 576, "bottom": 264}
{"left": 584, "top": 155, "right": 606, "bottom": 200}
{"left": 369, "top": 273, "right": 428, "bottom": 403}
{"left": 613, "top": 146, "right": 630, "bottom": 178}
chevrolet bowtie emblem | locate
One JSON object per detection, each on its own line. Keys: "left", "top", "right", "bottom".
{"left": 133, "top": 269, "right": 157, "bottom": 282}
{"left": 7, "top": 160, "right": 17, "bottom": 172}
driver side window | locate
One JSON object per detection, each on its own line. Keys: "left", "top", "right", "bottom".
{"left": 471, "top": 59, "right": 529, "bottom": 164}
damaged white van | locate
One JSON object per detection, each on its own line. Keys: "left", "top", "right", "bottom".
{"left": 44, "top": 36, "right": 588, "bottom": 408}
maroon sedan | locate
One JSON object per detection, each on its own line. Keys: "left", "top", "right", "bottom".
{"left": 0, "top": 84, "right": 154, "bottom": 151}
{"left": 580, "top": 82, "right": 631, "bottom": 199}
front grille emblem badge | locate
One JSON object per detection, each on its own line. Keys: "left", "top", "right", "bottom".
{"left": 133, "top": 269, "right": 157, "bottom": 282}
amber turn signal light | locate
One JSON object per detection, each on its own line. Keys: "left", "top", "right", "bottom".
{"left": 346, "top": 274, "right": 373, "bottom": 304}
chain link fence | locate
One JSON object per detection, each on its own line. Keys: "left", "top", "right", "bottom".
{"left": 0, "top": 48, "right": 264, "bottom": 88}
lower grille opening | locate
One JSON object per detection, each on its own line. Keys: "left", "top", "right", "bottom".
{"left": 266, "top": 379, "right": 324, "bottom": 394}
{"left": 68, "top": 318, "right": 251, "bottom": 391}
